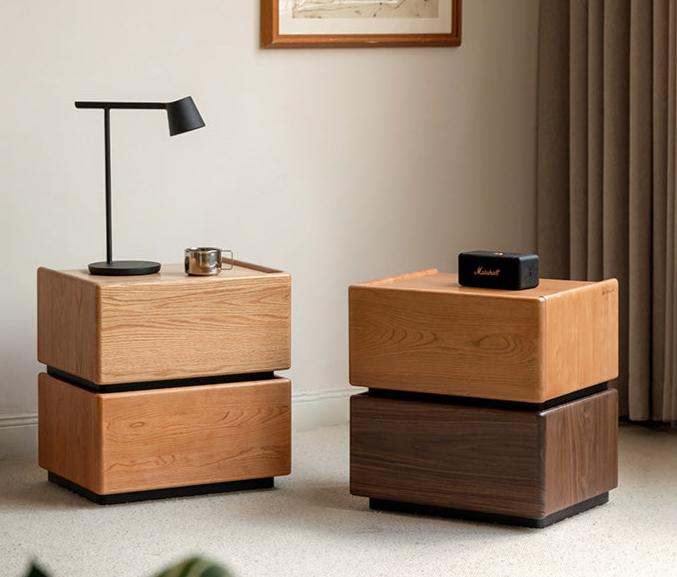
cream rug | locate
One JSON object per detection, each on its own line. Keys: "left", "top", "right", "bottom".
{"left": 1, "top": 424, "right": 675, "bottom": 577}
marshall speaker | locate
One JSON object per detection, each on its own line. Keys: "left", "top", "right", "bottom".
{"left": 458, "top": 251, "right": 540, "bottom": 290}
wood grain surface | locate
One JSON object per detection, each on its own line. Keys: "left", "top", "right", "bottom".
{"left": 544, "top": 388, "right": 618, "bottom": 514}
{"left": 542, "top": 282, "right": 619, "bottom": 399}
{"left": 38, "top": 373, "right": 101, "bottom": 491}
{"left": 37, "top": 262, "right": 291, "bottom": 384}
{"left": 38, "top": 373, "right": 291, "bottom": 494}
{"left": 349, "top": 270, "right": 618, "bottom": 402}
{"left": 350, "top": 392, "right": 543, "bottom": 518}
{"left": 350, "top": 389, "right": 618, "bottom": 519}
{"left": 37, "top": 268, "right": 99, "bottom": 384}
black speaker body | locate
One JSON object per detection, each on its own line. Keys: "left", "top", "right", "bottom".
{"left": 458, "top": 251, "right": 540, "bottom": 290}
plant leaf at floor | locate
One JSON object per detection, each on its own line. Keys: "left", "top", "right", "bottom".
{"left": 23, "top": 557, "right": 234, "bottom": 577}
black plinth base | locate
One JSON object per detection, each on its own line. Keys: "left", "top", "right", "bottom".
{"left": 369, "top": 493, "right": 609, "bottom": 529}
{"left": 88, "top": 260, "right": 161, "bottom": 276}
{"left": 48, "top": 472, "right": 274, "bottom": 505}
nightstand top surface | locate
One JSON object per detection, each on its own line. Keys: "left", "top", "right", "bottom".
{"left": 42, "top": 261, "right": 288, "bottom": 287}
{"left": 353, "top": 268, "right": 614, "bottom": 300}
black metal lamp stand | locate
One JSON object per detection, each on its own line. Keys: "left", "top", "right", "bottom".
{"left": 75, "top": 98, "right": 205, "bottom": 276}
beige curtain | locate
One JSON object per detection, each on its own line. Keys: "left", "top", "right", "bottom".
{"left": 537, "top": 0, "right": 677, "bottom": 422}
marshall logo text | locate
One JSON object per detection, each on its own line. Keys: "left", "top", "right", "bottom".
{"left": 473, "top": 266, "right": 501, "bottom": 277}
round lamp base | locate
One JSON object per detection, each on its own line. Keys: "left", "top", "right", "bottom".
{"left": 88, "top": 260, "right": 161, "bottom": 276}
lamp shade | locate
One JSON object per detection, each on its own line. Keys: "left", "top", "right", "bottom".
{"left": 166, "top": 96, "right": 205, "bottom": 136}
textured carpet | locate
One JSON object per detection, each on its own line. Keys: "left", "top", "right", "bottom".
{"left": 1, "top": 424, "right": 676, "bottom": 577}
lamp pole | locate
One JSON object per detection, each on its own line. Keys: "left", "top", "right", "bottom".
{"left": 104, "top": 107, "right": 112, "bottom": 265}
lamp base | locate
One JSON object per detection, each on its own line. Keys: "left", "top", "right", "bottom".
{"left": 88, "top": 260, "right": 161, "bottom": 276}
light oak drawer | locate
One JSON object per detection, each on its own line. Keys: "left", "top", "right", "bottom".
{"left": 38, "top": 373, "right": 291, "bottom": 495}
{"left": 37, "top": 261, "right": 291, "bottom": 385}
{"left": 350, "top": 270, "right": 618, "bottom": 403}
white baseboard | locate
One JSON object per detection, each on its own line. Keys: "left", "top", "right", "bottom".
{"left": 292, "top": 387, "right": 361, "bottom": 431}
{"left": 0, "top": 387, "right": 360, "bottom": 458}
{"left": 0, "top": 414, "right": 37, "bottom": 458}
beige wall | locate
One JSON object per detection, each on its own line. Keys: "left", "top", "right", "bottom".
{"left": 0, "top": 0, "right": 539, "bottom": 420}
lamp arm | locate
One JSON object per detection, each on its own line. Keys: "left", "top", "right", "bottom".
{"left": 75, "top": 101, "right": 166, "bottom": 110}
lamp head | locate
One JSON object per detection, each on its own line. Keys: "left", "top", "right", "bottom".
{"left": 166, "top": 96, "right": 205, "bottom": 136}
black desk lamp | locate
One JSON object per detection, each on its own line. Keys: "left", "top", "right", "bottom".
{"left": 75, "top": 97, "right": 205, "bottom": 276}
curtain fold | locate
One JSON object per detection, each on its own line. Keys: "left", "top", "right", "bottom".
{"left": 588, "top": 0, "right": 605, "bottom": 280}
{"left": 537, "top": 0, "right": 571, "bottom": 279}
{"left": 537, "top": 0, "right": 677, "bottom": 422}
{"left": 653, "top": 0, "right": 669, "bottom": 421}
{"left": 665, "top": 0, "right": 677, "bottom": 421}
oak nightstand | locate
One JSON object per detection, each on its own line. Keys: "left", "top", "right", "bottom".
{"left": 37, "top": 261, "right": 291, "bottom": 504}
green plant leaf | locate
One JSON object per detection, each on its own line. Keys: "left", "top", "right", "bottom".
{"left": 24, "top": 563, "right": 50, "bottom": 577}
{"left": 21, "top": 555, "right": 232, "bottom": 577}
{"left": 152, "top": 556, "right": 233, "bottom": 577}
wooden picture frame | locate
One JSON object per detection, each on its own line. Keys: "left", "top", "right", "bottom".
{"left": 261, "top": 0, "right": 462, "bottom": 48}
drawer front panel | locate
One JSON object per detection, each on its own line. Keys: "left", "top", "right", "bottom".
{"left": 349, "top": 276, "right": 618, "bottom": 402}
{"left": 350, "top": 285, "right": 543, "bottom": 402}
{"left": 350, "top": 389, "right": 618, "bottom": 520}
{"left": 38, "top": 373, "right": 291, "bottom": 494}
{"left": 99, "top": 276, "right": 291, "bottom": 384}
{"left": 350, "top": 392, "right": 544, "bottom": 518}
{"left": 37, "top": 264, "right": 291, "bottom": 385}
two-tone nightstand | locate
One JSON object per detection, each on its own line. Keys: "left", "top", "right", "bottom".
{"left": 349, "top": 268, "right": 619, "bottom": 527}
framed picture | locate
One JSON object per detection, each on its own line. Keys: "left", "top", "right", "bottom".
{"left": 261, "top": 0, "right": 462, "bottom": 48}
